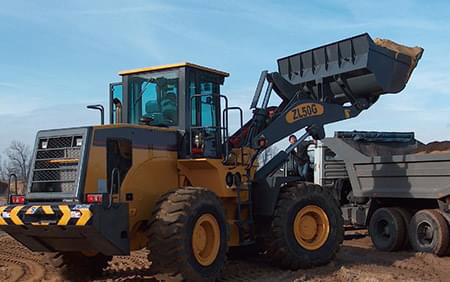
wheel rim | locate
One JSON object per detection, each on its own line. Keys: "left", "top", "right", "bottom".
{"left": 293, "top": 205, "right": 330, "bottom": 250}
{"left": 376, "top": 219, "right": 391, "bottom": 239}
{"left": 192, "top": 213, "right": 221, "bottom": 266}
{"left": 417, "top": 221, "right": 434, "bottom": 246}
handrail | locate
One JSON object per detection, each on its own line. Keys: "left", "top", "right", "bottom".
{"left": 109, "top": 168, "right": 121, "bottom": 208}
{"left": 223, "top": 106, "right": 244, "bottom": 164}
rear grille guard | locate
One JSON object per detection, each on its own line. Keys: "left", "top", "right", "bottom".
{"left": 27, "top": 128, "right": 90, "bottom": 200}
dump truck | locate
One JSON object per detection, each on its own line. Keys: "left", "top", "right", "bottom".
{"left": 0, "top": 33, "right": 422, "bottom": 281}
{"left": 310, "top": 131, "right": 450, "bottom": 256}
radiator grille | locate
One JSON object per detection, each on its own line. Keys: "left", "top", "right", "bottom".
{"left": 29, "top": 135, "right": 84, "bottom": 194}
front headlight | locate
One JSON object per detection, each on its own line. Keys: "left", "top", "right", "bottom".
{"left": 39, "top": 139, "right": 48, "bottom": 149}
{"left": 75, "top": 137, "right": 83, "bottom": 147}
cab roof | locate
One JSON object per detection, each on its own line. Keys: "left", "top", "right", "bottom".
{"left": 118, "top": 62, "right": 229, "bottom": 77}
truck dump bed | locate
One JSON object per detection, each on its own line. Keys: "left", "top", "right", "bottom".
{"left": 277, "top": 33, "right": 423, "bottom": 104}
{"left": 322, "top": 131, "right": 450, "bottom": 200}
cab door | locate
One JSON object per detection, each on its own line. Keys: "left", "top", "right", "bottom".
{"left": 188, "top": 71, "right": 222, "bottom": 158}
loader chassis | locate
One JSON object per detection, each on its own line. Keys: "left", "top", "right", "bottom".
{"left": 0, "top": 33, "right": 423, "bottom": 280}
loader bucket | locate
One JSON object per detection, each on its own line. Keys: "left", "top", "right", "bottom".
{"left": 277, "top": 33, "right": 423, "bottom": 103}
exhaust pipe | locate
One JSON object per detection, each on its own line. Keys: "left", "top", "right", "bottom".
{"left": 87, "top": 104, "right": 105, "bottom": 125}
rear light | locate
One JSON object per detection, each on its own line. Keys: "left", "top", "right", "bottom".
{"left": 10, "top": 195, "right": 25, "bottom": 204}
{"left": 191, "top": 147, "right": 204, "bottom": 154}
{"left": 192, "top": 132, "right": 204, "bottom": 155}
{"left": 86, "top": 193, "right": 103, "bottom": 203}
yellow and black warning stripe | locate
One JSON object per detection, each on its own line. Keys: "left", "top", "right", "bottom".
{"left": 0, "top": 204, "right": 93, "bottom": 226}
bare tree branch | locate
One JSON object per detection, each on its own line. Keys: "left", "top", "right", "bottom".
{"left": 3, "top": 140, "right": 32, "bottom": 183}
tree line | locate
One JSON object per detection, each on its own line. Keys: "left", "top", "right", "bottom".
{"left": 0, "top": 141, "right": 32, "bottom": 184}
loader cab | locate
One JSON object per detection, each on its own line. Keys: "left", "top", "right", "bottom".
{"left": 111, "top": 62, "right": 229, "bottom": 158}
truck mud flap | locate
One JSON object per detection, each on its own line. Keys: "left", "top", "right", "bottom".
{"left": 0, "top": 203, "right": 129, "bottom": 256}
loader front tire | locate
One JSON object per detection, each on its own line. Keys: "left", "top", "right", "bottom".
{"left": 148, "top": 187, "right": 228, "bottom": 282}
{"left": 267, "top": 182, "right": 343, "bottom": 269}
{"left": 46, "top": 252, "right": 111, "bottom": 280}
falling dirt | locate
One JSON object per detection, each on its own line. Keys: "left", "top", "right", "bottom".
{"left": 2, "top": 230, "right": 450, "bottom": 281}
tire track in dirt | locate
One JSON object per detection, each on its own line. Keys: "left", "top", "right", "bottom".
{"left": 338, "top": 231, "right": 450, "bottom": 282}
{"left": 2, "top": 231, "right": 450, "bottom": 281}
{"left": 101, "top": 249, "right": 152, "bottom": 281}
{"left": 0, "top": 233, "right": 61, "bottom": 282}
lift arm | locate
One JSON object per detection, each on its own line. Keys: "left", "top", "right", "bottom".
{"left": 243, "top": 33, "right": 423, "bottom": 149}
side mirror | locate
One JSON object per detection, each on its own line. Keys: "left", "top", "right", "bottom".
{"left": 87, "top": 104, "right": 105, "bottom": 125}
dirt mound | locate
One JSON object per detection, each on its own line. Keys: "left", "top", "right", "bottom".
{"left": 415, "top": 141, "right": 450, "bottom": 154}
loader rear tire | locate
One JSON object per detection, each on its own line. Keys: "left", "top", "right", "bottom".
{"left": 147, "top": 187, "right": 228, "bottom": 282}
{"left": 46, "top": 252, "right": 111, "bottom": 281}
{"left": 267, "top": 182, "right": 343, "bottom": 269}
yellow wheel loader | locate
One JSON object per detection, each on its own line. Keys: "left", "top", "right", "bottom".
{"left": 0, "top": 33, "right": 422, "bottom": 281}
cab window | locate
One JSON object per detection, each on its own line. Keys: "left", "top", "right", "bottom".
{"left": 200, "top": 82, "right": 216, "bottom": 127}
{"left": 190, "top": 80, "right": 219, "bottom": 127}
{"left": 128, "top": 71, "right": 179, "bottom": 126}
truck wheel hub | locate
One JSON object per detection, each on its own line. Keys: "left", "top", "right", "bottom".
{"left": 418, "top": 221, "right": 434, "bottom": 243}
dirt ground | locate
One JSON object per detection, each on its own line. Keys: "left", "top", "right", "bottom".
{"left": 1, "top": 230, "right": 450, "bottom": 282}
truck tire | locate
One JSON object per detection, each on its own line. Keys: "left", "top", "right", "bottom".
{"left": 392, "top": 207, "right": 412, "bottom": 249}
{"left": 267, "top": 182, "right": 343, "bottom": 269}
{"left": 147, "top": 187, "right": 228, "bottom": 282}
{"left": 46, "top": 252, "right": 111, "bottom": 281}
{"left": 368, "top": 207, "right": 405, "bottom": 252}
{"left": 409, "top": 209, "right": 449, "bottom": 256}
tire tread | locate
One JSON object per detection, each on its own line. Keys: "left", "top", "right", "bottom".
{"left": 147, "top": 186, "right": 228, "bottom": 281}
{"left": 267, "top": 182, "right": 344, "bottom": 269}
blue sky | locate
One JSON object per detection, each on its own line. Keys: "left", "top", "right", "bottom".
{"left": 0, "top": 0, "right": 449, "bottom": 153}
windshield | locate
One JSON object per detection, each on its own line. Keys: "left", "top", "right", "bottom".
{"left": 128, "top": 70, "right": 179, "bottom": 126}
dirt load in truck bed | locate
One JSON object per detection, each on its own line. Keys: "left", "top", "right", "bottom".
{"left": 338, "top": 131, "right": 450, "bottom": 157}
{"left": 415, "top": 141, "right": 450, "bottom": 154}
{"left": 2, "top": 231, "right": 450, "bottom": 281}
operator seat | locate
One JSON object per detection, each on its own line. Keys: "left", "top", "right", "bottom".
{"left": 161, "top": 92, "right": 177, "bottom": 124}
{"left": 145, "top": 101, "right": 160, "bottom": 114}
{"left": 144, "top": 100, "right": 161, "bottom": 124}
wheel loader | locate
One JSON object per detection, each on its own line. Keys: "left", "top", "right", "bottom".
{"left": 0, "top": 33, "right": 422, "bottom": 281}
